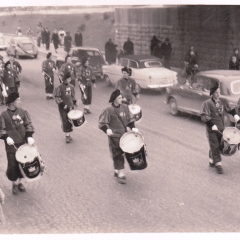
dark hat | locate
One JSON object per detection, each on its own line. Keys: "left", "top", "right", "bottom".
{"left": 46, "top": 52, "right": 52, "bottom": 59}
{"left": 81, "top": 57, "right": 89, "bottom": 65}
{"left": 6, "top": 92, "right": 19, "bottom": 104}
{"left": 109, "top": 89, "right": 121, "bottom": 103}
{"left": 210, "top": 85, "right": 219, "bottom": 96}
{"left": 4, "top": 61, "right": 11, "bottom": 69}
{"left": 121, "top": 66, "right": 132, "bottom": 76}
{"left": 62, "top": 72, "right": 71, "bottom": 81}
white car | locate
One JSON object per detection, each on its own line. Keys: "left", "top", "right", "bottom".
{"left": 102, "top": 55, "right": 177, "bottom": 89}
{"left": 0, "top": 33, "right": 7, "bottom": 50}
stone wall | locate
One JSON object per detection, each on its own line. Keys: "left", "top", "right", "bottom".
{"left": 114, "top": 6, "right": 240, "bottom": 70}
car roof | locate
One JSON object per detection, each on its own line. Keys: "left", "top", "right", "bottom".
{"left": 196, "top": 70, "right": 240, "bottom": 80}
{"left": 122, "top": 55, "right": 161, "bottom": 62}
{"left": 71, "top": 46, "right": 100, "bottom": 51}
{"left": 12, "top": 36, "right": 32, "bottom": 41}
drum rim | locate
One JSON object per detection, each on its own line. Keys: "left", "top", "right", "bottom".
{"left": 16, "top": 144, "right": 39, "bottom": 164}
{"left": 119, "top": 132, "right": 144, "bottom": 153}
{"left": 68, "top": 109, "right": 83, "bottom": 119}
{"left": 223, "top": 127, "right": 240, "bottom": 144}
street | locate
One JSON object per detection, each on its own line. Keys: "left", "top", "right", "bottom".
{"left": 0, "top": 46, "right": 240, "bottom": 234}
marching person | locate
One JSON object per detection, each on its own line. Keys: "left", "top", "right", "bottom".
{"left": 116, "top": 67, "right": 140, "bottom": 105}
{"left": 200, "top": 85, "right": 240, "bottom": 174}
{"left": 53, "top": 72, "right": 78, "bottom": 143}
{"left": 3, "top": 61, "right": 20, "bottom": 95}
{"left": 51, "top": 28, "right": 59, "bottom": 53}
{"left": 9, "top": 54, "right": 22, "bottom": 76}
{"left": 59, "top": 55, "right": 76, "bottom": 86}
{"left": 98, "top": 89, "right": 138, "bottom": 184}
{"left": 41, "top": 52, "right": 56, "bottom": 99}
{"left": 76, "top": 57, "right": 96, "bottom": 114}
{"left": 64, "top": 32, "right": 72, "bottom": 54}
{"left": 0, "top": 57, "right": 8, "bottom": 105}
{"left": 74, "top": 29, "right": 82, "bottom": 47}
{"left": 0, "top": 92, "right": 35, "bottom": 194}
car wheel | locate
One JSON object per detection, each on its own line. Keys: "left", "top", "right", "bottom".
{"left": 34, "top": 54, "right": 38, "bottom": 59}
{"left": 169, "top": 98, "right": 179, "bottom": 116}
{"left": 104, "top": 75, "right": 112, "bottom": 87}
{"left": 15, "top": 51, "right": 20, "bottom": 59}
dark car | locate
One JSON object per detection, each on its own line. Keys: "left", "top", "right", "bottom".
{"left": 6, "top": 36, "right": 38, "bottom": 58}
{"left": 56, "top": 46, "right": 106, "bottom": 78}
{"left": 166, "top": 70, "right": 240, "bottom": 126}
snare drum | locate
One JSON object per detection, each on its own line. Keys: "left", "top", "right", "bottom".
{"left": 15, "top": 144, "right": 46, "bottom": 182}
{"left": 68, "top": 110, "right": 85, "bottom": 127}
{"left": 220, "top": 127, "right": 240, "bottom": 156}
{"left": 120, "top": 131, "right": 147, "bottom": 170}
{"left": 128, "top": 104, "right": 142, "bottom": 121}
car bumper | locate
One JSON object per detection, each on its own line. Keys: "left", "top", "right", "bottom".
{"left": 147, "top": 83, "right": 173, "bottom": 89}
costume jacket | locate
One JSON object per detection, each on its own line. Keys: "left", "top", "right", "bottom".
{"left": 42, "top": 59, "right": 56, "bottom": 77}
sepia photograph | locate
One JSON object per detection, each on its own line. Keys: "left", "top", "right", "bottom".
{"left": 0, "top": 0, "right": 240, "bottom": 239}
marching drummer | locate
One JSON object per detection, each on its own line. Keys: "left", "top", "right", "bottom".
{"left": 59, "top": 55, "right": 76, "bottom": 86}
{"left": 98, "top": 89, "right": 138, "bottom": 184}
{"left": 41, "top": 52, "right": 56, "bottom": 99}
{"left": 116, "top": 67, "right": 140, "bottom": 105}
{"left": 54, "top": 71, "right": 78, "bottom": 143}
{"left": 200, "top": 85, "right": 240, "bottom": 174}
{"left": 0, "top": 92, "right": 35, "bottom": 194}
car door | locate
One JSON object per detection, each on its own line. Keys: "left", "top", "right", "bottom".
{"left": 8, "top": 38, "right": 16, "bottom": 54}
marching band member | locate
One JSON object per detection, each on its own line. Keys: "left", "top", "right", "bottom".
{"left": 3, "top": 61, "right": 20, "bottom": 95}
{"left": 9, "top": 54, "right": 22, "bottom": 76}
{"left": 0, "top": 92, "right": 35, "bottom": 194}
{"left": 0, "top": 57, "right": 7, "bottom": 105}
{"left": 116, "top": 67, "right": 140, "bottom": 105}
{"left": 98, "top": 89, "right": 138, "bottom": 184}
{"left": 200, "top": 85, "right": 240, "bottom": 174}
{"left": 76, "top": 57, "right": 96, "bottom": 114}
{"left": 41, "top": 52, "right": 56, "bottom": 99}
{"left": 54, "top": 72, "right": 78, "bottom": 143}
{"left": 59, "top": 55, "right": 76, "bottom": 86}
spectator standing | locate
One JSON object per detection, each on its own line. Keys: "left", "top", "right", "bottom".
{"left": 184, "top": 46, "right": 198, "bottom": 67}
{"left": 229, "top": 56, "right": 239, "bottom": 70}
{"left": 51, "top": 29, "right": 59, "bottom": 53}
{"left": 74, "top": 29, "right": 82, "bottom": 47}
{"left": 150, "top": 35, "right": 161, "bottom": 55}
{"left": 41, "top": 28, "right": 46, "bottom": 47}
{"left": 230, "top": 48, "right": 240, "bottom": 70}
{"left": 64, "top": 32, "right": 72, "bottom": 54}
{"left": 45, "top": 28, "right": 51, "bottom": 51}
{"left": 58, "top": 28, "right": 66, "bottom": 47}
{"left": 153, "top": 42, "right": 163, "bottom": 59}
{"left": 105, "top": 38, "right": 117, "bottom": 65}
{"left": 161, "top": 38, "right": 172, "bottom": 69}
{"left": 36, "top": 24, "right": 42, "bottom": 47}
{"left": 123, "top": 37, "right": 134, "bottom": 55}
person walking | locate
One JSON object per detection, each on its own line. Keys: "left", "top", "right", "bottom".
{"left": 98, "top": 89, "right": 139, "bottom": 184}
{"left": 150, "top": 35, "right": 161, "bottom": 55}
{"left": 229, "top": 56, "right": 239, "bottom": 70}
{"left": 64, "top": 32, "right": 72, "bottom": 54}
{"left": 51, "top": 28, "right": 59, "bottom": 53}
{"left": 161, "top": 38, "right": 172, "bottom": 69}
{"left": 200, "top": 85, "right": 240, "bottom": 174}
{"left": 53, "top": 72, "right": 78, "bottom": 143}
{"left": 74, "top": 29, "right": 82, "bottom": 47}
{"left": 105, "top": 38, "right": 117, "bottom": 65}
{"left": 45, "top": 28, "right": 51, "bottom": 51}
{"left": 58, "top": 28, "right": 66, "bottom": 47}
{"left": 123, "top": 37, "right": 134, "bottom": 55}
{"left": 0, "top": 92, "right": 35, "bottom": 194}
{"left": 116, "top": 67, "right": 140, "bottom": 105}
{"left": 76, "top": 57, "right": 96, "bottom": 114}
{"left": 41, "top": 52, "right": 56, "bottom": 99}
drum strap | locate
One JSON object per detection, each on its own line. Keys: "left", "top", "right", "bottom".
{"left": 113, "top": 107, "right": 127, "bottom": 132}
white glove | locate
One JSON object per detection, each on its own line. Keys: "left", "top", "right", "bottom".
{"left": 106, "top": 129, "right": 113, "bottom": 136}
{"left": 27, "top": 137, "right": 35, "bottom": 146}
{"left": 42, "top": 72, "right": 45, "bottom": 76}
{"left": 234, "top": 115, "right": 240, "bottom": 123}
{"left": 6, "top": 137, "right": 14, "bottom": 145}
{"left": 132, "top": 128, "right": 139, "bottom": 133}
{"left": 212, "top": 125, "right": 218, "bottom": 131}
{"left": 2, "top": 90, "right": 8, "bottom": 97}
{"left": 93, "top": 83, "right": 96, "bottom": 88}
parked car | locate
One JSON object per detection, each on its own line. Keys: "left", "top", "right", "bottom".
{"left": 0, "top": 33, "right": 7, "bottom": 50}
{"left": 6, "top": 36, "right": 38, "bottom": 58}
{"left": 166, "top": 70, "right": 240, "bottom": 126}
{"left": 102, "top": 55, "right": 177, "bottom": 89}
{"left": 56, "top": 46, "right": 106, "bottom": 78}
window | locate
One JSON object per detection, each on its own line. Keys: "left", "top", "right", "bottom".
{"left": 120, "top": 58, "right": 128, "bottom": 67}
{"left": 129, "top": 60, "right": 138, "bottom": 69}
{"left": 72, "top": 50, "right": 78, "bottom": 57}
{"left": 144, "top": 61, "right": 162, "bottom": 68}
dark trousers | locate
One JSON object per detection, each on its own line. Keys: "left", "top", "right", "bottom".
{"left": 207, "top": 130, "right": 222, "bottom": 164}
{"left": 108, "top": 137, "right": 124, "bottom": 170}
{"left": 81, "top": 85, "right": 92, "bottom": 105}
{"left": 164, "top": 57, "right": 171, "bottom": 69}
{"left": 58, "top": 107, "right": 73, "bottom": 133}
{"left": 46, "top": 41, "right": 50, "bottom": 50}
{"left": 45, "top": 76, "right": 54, "bottom": 94}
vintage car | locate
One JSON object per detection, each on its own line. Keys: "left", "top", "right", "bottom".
{"left": 6, "top": 36, "right": 38, "bottom": 58}
{"left": 56, "top": 46, "right": 106, "bottom": 78}
{"left": 166, "top": 70, "right": 240, "bottom": 126}
{"left": 0, "top": 33, "right": 7, "bottom": 50}
{"left": 102, "top": 55, "right": 177, "bottom": 89}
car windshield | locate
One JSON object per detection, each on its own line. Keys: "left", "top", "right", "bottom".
{"left": 143, "top": 61, "right": 162, "bottom": 68}
{"left": 231, "top": 80, "right": 240, "bottom": 94}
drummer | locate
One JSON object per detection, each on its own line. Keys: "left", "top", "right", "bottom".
{"left": 0, "top": 92, "right": 35, "bottom": 194}
{"left": 200, "top": 85, "right": 240, "bottom": 174}
{"left": 116, "top": 67, "right": 140, "bottom": 105}
{"left": 98, "top": 89, "right": 138, "bottom": 184}
{"left": 53, "top": 71, "right": 78, "bottom": 143}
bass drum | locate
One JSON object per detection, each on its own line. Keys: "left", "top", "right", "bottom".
{"left": 15, "top": 144, "right": 46, "bottom": 182}
{"left": 120, "top": 131, "right": 147, "bottom": 171}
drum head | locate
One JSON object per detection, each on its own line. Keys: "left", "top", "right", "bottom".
{"left": 128, "top": 104, "right": 141, "bottom": 115}
{"left": 120, "top": 132, "right": 144, "bottom": 154}
{"left": 68, "top": 110, "right": 83, "bottom": 119}
{"left": 16, "top": 144, "right": 39, "bottom": 164}
{"left": 223, "top": 127, "right": 240, "bottom": 144}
